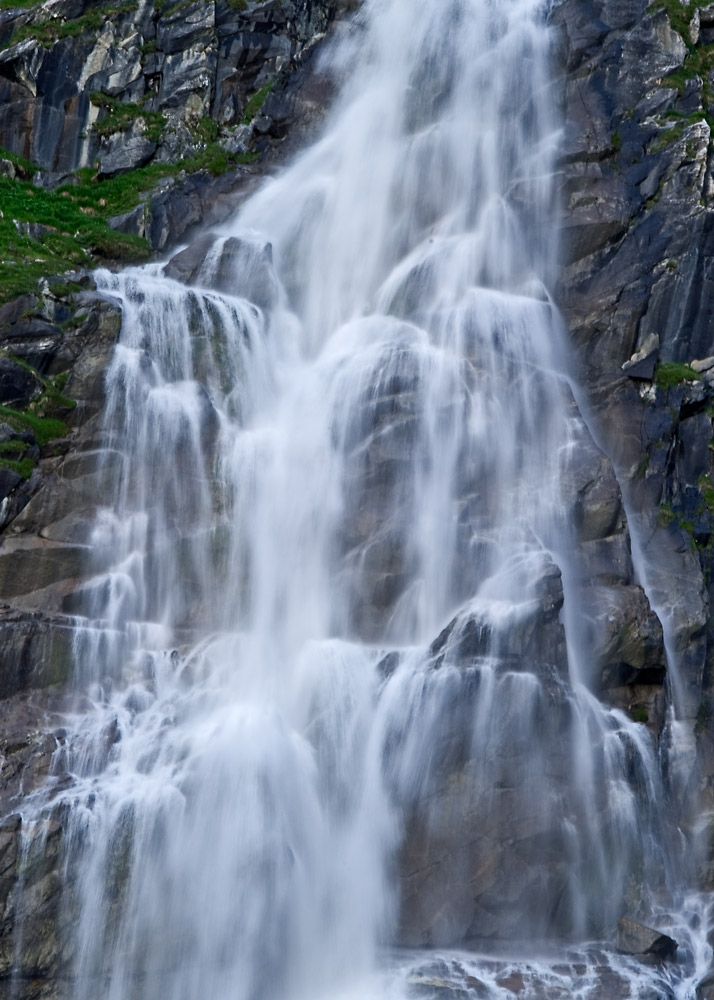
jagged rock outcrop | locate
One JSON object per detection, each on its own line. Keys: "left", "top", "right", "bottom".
{"left": 552, "top": 0, "right": 714, "bottom": 884}
{"left": 0, "top": 0, "right": 341, "bottom": 174}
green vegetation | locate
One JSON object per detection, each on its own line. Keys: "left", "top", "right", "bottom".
{"left": 631, "top": 706, "right": 649, "bottom": 724}
{"left": 700, "top": 475, "right": 714, "bottom": 510}
{"left": 649, "top": 122, "right": 686, "bottom": 153}
{"left": 0, "top": 168, "right": 150, "bottom": 303}
{"left": 242, "top": 81, "right": 274, "bottom": 124}
{"left": 612, "top": 130, "right": 622, "bottom": 152}
{"left": 0, "top": 0, "right": 40, "bottom": 10}
{"left": 90, "top": 92, "right": 166, "bottom": 142}
{"left": 0, "top": 389, "right": 71, "bottom": 477}
{"left": 653, "top": 361, "right": 700, "bottom": 388}
{"left": 2, "top": 0, "right": 138, "bottom": 50}
{"left": 0, "top": 147, "right": 37, "bottom": 177}
{"left": 0, "top": 135, "right": 258, "bottom": 304}
{"left": 4, "top": 354, "right": 75, "bottom": 409}
{"left": 651, "top": 0, "right": 714, "bottom": 133}
{"left": 0, "top": 405, "right": 67, "bottom": 444}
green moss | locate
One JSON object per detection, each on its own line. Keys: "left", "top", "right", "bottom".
{"left": 190, "top": 116, "right": 220, "bottom": 144}
{"left": 0, "top": 172, "right": 151, "bottom": 303}
{"left": 653, "top": 361, "right": 700, "bottom": 388}
{"left": 649, "top": 123, "right": 685, "bottom": 153}
{"left": 612, "top": 130, "right": 622, "bottom": 152}
{"left": 0, "top": 456, "right": 34, "bottom": 478}
{"left": 657, "top": 501, "right": 677, "bottom": 528}
{"left": 700, "top": 476, "right": 714, "bottom": 510}
{"left": 242, "top": 81, "right": 274, "bottom": 124}
{"left": 90, "top": 92, "right": 166, "bottom": 142}
{"left": 0, "top": 123, "right": 259, "bottom": 304}
{"left": 0, "top": 439, "right": 29, "bottom": 455}
{"left": 0, "top": 405, "right": 67, "bottom": 445}
{"left": 46, "top": 278, "right": 83, "bottom": 298}
{"left": 4, "top": 354, "right": 75, "bottom": 408}
{"left": 631, "top": 705, "right": 649, "bottom": 724}
{"left": 4, "top": 0, "right": 138, "bottom": 49}
{"left": 0, "top": 146, "right": 38, "bottom": 177}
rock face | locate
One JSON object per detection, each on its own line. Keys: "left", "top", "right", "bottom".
{"left": 0, "top": 0, "right": 342, "bottom": 174}
{"left": 552, "top": 0, "right": 714, "bottom": 884}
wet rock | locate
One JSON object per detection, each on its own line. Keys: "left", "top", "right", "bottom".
{"left": 586, "top": 585, "right": 667, "bottom": 692}
{"left": 697, "top": 971, "right": 714, "bottom": 1000}
{"left": 430, "top": 559, "right": 567, "bottom": 677}
{"left": 616, "top": 917, "right": 677, "bottom": 961}
{"left": 164, "top": 233, "right": 279, "bottom": 309}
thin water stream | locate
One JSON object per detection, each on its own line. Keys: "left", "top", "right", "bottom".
{"left": 7, "top": 0, "right": 713, "bottom": 997}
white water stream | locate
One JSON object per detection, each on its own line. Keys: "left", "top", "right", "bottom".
{"left": 9, "top": 0, "right": 714, "bottom": 997}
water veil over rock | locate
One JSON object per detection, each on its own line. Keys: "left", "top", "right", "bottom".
{"left": 4, "top": 0, "right": 714, "bottom": 998}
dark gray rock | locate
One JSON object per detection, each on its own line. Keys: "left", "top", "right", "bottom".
{"left": 164, "top": 233, "right": 279, "bottom": 309}
{"left": 616, "top": 917, "right": 677, "bottom": 961}
{"left": 586, "top": 584, "right": 667, "bottom": 692}
{"left": 98, "top": 123, "right": 157, "bottom": 178}
{"left": 0, "top": 358, "right": 43, "bottom": 408}
{"left": 622, "top": 333, "right": 660, "bottom": 380}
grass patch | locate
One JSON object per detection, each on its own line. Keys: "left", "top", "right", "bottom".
{"left": 190, "top": 116, "right": 220, "bottom": 144}
{"left": 90, "top": 92, "right": 166, "bottom": 142}
{"left": 653, "top": 361, "right": 700, "bottom": 388}
{"left": 3, "top": 0, "right": 138, "bottom": 49}
{"left": 0, "top": 404, "right": 67, "bottom": 444}
{"left": 0, "top": 439, "right": 29, "bottom": 455}
{"left": 0, "top": 173, "right": 150, "bottom": 303}
{"left": 649, "top": 123, "right": 685, "bottom": 153}
{"left": 242, "top": 80, "right": 274, "bottom": 124}
{"left": 0, "top": 146, "right": 38, "bottom": 178}
{"left": 4, "top": 354, "right": 76, "bottom": 408}
{"left": 0, "top": 456, "right": 34, "bottom": 478}
{"left": 0, "top": 135, "right": 259, "bottom": 303}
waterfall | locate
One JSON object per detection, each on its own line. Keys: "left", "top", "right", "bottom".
{"left": 8, "top": 0, "right": 713, "bottom": 997}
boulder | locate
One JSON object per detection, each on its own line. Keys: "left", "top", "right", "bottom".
{"left": 98, "top": 122, "right": 157, "bottom": 178}
{"left": 622, "top": 332, "right": 660, "bottom": 380}
{"left": 616, "top": 917, "right": 677, "bottom": 961}
{"left": 164, "top": 233, "right": 279, "bottom": 310}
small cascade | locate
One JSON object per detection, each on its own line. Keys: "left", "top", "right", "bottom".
{"left": 6, "top": 0, "right": 712, "bottom": 998}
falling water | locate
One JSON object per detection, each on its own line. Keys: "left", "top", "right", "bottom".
{"left": 9, "top": 0, "right": 713, "bottom": 997}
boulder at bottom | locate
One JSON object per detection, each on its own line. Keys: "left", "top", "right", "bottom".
{"left": 616, "top": 917, "right": 677, "bottom": 961}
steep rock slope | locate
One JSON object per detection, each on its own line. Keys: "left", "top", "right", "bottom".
{"left": 554, "top": 0, "right": 714, "bottom": 888}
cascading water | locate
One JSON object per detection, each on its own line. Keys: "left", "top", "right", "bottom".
{"left": 8, "top": 0, "right": 714, "bottom": 998}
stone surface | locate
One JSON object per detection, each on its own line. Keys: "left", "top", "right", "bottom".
{"left": 164, "top": 232, "right": 279, "bottom": 308}
{"left": 616, "top": 917, "right": 677, "bottom": 961}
